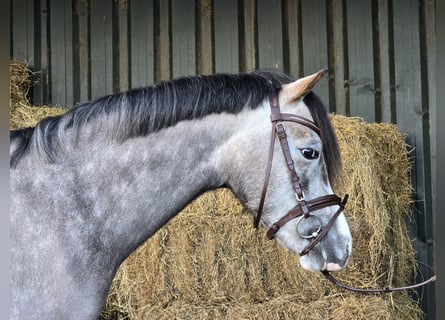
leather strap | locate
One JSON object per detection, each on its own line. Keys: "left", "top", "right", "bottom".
{"left": 299, "top": 195, "right": 348, "bottom": 256}
{"left": 254, "top": 118, "right": 277, "bottom": 228}
{"left": 322, "top": 270, "right": 436, "bottom": 293}
{"left": 254, "top": 95, "right": 319, "bottom": 229}
{"left": 265, "top": 195, "right": 344, "bottom": 240}
{"left": 273, "top": 113, "right": 320, "bottom": 135}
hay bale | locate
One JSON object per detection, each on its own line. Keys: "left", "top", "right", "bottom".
{"left": 9, "top": 61, "right": 421, "bottom": 319}
{"left": 10, "top": 60, "right": 33, "bottom": 113}
{"left": 10, "top": 104, "right": 66, "bottom": 130}
{"left": 9, "top": 61, "right": 66, "bottom": 130}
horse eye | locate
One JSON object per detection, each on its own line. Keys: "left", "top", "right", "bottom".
{"left": 300, "top": 148, "right": 319, "bottom": 160}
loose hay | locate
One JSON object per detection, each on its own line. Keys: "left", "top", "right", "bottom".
{"left": 10, "top": 60, "right": 33, "bottom": 112}
{"left": 9, "top": 60, "right": 66, "bottom": 129}
{"left": 10, "top": 60, "right": 422, "bottom": 320}
{"left": 10, "top": 104, "right": 66, "bottom": 130}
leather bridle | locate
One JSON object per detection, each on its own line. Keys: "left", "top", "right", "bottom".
{"left": 254, "top": 94, "right": 436, "bottom": 293}
{"left": 254, "top": 95, "right": 348, "bottom": 256}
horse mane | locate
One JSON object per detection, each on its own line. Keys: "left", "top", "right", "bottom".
{"left": 10, "top": 70, "right": 341, "bottom": 185}
{"left": 303, "top": 92, "right": 342, "bottom": 186}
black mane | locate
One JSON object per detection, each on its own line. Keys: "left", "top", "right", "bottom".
{"left": 10, "top": 70, "right": 341, "bottom": 184}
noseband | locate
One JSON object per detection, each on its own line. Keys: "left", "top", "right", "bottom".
{"left": 254, "top": 95, "right": 348, "bottom": 256}
{"left": 253, "top": 94, "right": 436, "bottom": 293}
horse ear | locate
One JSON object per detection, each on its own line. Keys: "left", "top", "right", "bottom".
{"left": 281, "top": 69, "right": 328, "bottom": 104}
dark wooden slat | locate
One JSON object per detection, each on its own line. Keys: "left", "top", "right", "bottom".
{"left": 49, "top": 0, "right": 73, "bottom": 107}
{"left": 257, "top": 0, "right": 283, "bottom": 70}
{"left": 32, "top": 0, "right": 50, "bottom": 106}
{"left": 154, "top": 0, "right": 171, "bottom": 82}
{"left": 374, "top": 0, "right": 393, "bottom": 123}
{"left": 130, "top": 0, "right": 154, "bottom": 88}
{"left": 418, "top": 0, "right": 436, "bottom": 317}
{"left": 11, "top": 0, "right": 27, "bottom": 60}
{"left": 282, "top": 0, "right": 302, "bottom": 78}
{"left": 171, "top": 0, "right": 196, "bottom": 78}
{"left": 214, "top": 0, "right": 239, "bottom": 73}
{"left": 345, "top": 0, "right": 375, "bottom": 121}
{"left": 326, "top": 0, "right": 346, "bottom": 114}
{"left": 239, "top": 0, "right": 257, "bottom": 72}
{"left": 116, "top": 0, "right": 130, "bottom": 92}
{"left": 421, "top": 0, "right": 436, "bottom": 219}
{"left": 11, "top": 0, "right": 34, "bottom": 62}
{"left": 90, "top": 0, "right": 113, "bottom": 99}
{"left": 392, "top": 0, "right": 433, "bottom": 316}
{"left": 196, "top": 0, "right": 214, "bottom": 75}
{"left": 73, "top": 0, "right": 90, "bottom": 103}
{"left": 301, "top": 0, "right": 329, "bottom": 103}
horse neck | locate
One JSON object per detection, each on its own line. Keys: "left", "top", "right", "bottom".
{"left": 58, "top": 108, "right": 262, "bottom": 260}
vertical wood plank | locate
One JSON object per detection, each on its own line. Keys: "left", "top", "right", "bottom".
{"left": 197, "top": 0, "right": 214, "bottom": 75}
{"left": 49, "top": 0, "right": 73, "bottom": 106}
{"left": 392, "top": 1, "right": 433, "bottom": 316}
{"left": 116, "top": 0, "right": 130, "bottom": 92}
{"left": 90, "top": 0, "right": 113, "bottom": 99}
{"left": 422, "top": 0, "right": 435, "bottom": 220}
{"left": 326, "top": 0, "right": 346, "bottom": 114}
{"left": 282, "top": 0, "right": 302, "bottom": 78}
{"left": 171, "top": 0, "right": 196, "bottom": 78}
{"left": 418, "top": 0, "right": 436, "bottom": 316}
{"left": 301, "top": 0, "right": 329, "bottom": 103}
{"left": 32, "top": 0, "right": 50, "bottom": 106}
{"left": 131, "top": 0, "right": 154, "bottom": 87}
{"left": 239, "top": 0, "right": 257, "bottom": 72}
{"left": 374, "top": 0, "right": 394, "bottom": 123}
{"left": 154, "top": 0, "right": 172, "bottom": 82}
{"left": 345, "top": 0, "right": 375, "bottom": 121}
{"left": 11, "top": 0, "right": 34, "bottom": 62}
{"left": 214, "top": 0, "right": 239, "bottom": 73}
{"left": 257, "top": 0, "right": 283, "bottom": 70}
{"left": 73, "top": 0, "right": 90, "bottom": 103}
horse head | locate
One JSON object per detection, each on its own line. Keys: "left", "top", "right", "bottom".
{"left": 225, "top": 70, "right": 352, "bottom": 272}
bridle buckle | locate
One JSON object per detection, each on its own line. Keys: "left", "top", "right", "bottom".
{"left": 295, "top": 191, "right": 305, "bottom": 202}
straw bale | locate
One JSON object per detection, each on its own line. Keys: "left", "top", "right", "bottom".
{"left": 9, "top": 60, "right": 422, "bottom": 319}
{"left": 10, "top": 104, "right": 66, "bottom": 130}
{"left": 10, "top": 60, "right": 33, "bottom": 113}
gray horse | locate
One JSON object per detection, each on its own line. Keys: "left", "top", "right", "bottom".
{"left": 10, "top": 69, "right": 352, "bottom": 319}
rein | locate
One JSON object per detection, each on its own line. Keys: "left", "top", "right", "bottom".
{"left": 254, "top": 94, "right": 436, "bottom": 293}
{"left": 322, "top": 270, "right": 437, "bottom": 293}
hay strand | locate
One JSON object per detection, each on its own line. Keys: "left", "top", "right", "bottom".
{"left": 10, "top": 60, "right": 33, "bottom": 113}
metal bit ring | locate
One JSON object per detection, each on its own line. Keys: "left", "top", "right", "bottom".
{"left": 296, "top": 215, "right": 322, "bottom": 239}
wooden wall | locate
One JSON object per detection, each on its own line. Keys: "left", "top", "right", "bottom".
{"left": 10, "top": 0, "right": 436, "bottom": 317}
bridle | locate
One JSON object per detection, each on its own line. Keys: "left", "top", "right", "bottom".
{"left": 254, "top": 94, "right": 436, "bottom": 293}
{"left": 253, "top": 95, "right": 348, "bottom": 256}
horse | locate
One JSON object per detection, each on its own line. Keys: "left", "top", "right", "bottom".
{"left": 10, "top": 69, "right": 352, "bottom": 319}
